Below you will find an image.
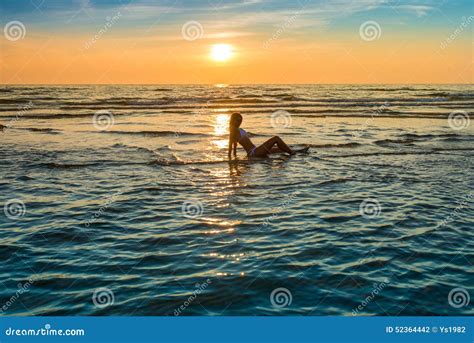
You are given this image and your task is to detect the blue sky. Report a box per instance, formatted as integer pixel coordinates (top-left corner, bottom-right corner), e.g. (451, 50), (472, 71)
(1, 0), (471, 35)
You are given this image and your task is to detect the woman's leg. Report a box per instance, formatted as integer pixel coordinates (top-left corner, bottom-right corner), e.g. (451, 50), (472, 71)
(253, 136), (294, 157)
(269, 147), (286, 153)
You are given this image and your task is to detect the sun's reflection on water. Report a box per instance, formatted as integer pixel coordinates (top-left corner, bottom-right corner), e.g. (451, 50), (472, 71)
(214, 113), (229, 136)
(211, 113), (230, 149)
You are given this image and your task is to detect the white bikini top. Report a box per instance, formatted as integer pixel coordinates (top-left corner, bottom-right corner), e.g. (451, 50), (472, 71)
(238, 128), (248, 142)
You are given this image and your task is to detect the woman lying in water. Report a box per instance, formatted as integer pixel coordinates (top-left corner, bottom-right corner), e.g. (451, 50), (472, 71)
(228, 112), (300, 159)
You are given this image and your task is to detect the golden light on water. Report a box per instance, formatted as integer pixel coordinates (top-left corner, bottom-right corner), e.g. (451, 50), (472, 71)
(212, 113), (229, 149)
(210, 44), (233, 62)
(214, 113), (229, 136)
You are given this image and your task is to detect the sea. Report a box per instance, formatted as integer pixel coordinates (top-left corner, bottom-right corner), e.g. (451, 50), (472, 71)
(0, 84), (472, 315)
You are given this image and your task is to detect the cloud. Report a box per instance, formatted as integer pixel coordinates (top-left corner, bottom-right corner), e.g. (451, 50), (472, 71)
(205, 31), (256, 39)
(395, 5), (434, 17)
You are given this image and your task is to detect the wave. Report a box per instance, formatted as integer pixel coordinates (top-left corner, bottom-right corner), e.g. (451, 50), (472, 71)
(237, 94), (264, 99)
(211, 98), (279, 104)
(0, 113), (130, 120)
(374, 138), (416, 146)
(418, 91), (473, 99)
(7, 93), (473, 108)
(263, 87), (291, 91)
(40, 162), (102, 169)
(318, 177), (352, 186)
(102, 130), (202, 137)
(366, 87), (420, 91)
(0, 108), (468, 121)
(39, 160), (151, 169)
(398, 133), (474, 141)
(323, 148), (473, 159)
(0, 97), (58, 104)
(19, 127), (61, 134)
(309, 142), (361, 149)
(148, 158), (260, 167)
(100, 130), (270, 138)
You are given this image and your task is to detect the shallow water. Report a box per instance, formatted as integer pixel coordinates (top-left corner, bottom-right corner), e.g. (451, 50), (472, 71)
(0, 85), (473, 315)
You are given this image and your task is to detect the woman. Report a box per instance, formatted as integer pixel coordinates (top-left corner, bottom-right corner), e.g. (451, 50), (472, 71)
(228, 112), (296, 159)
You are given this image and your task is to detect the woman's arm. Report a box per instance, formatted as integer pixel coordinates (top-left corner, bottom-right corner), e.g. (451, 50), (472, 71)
(228, 135), (233, 159)
(233, 142), (237, 157)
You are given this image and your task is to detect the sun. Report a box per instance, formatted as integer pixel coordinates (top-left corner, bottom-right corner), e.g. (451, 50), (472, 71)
(210, 44), (233, 62)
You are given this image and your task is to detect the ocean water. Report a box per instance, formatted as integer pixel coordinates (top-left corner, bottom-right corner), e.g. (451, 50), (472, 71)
(0, 84), (473, 316)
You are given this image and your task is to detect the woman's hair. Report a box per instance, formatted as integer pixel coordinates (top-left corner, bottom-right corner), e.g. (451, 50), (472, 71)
(229, 112), (242, 142)
(229, 112), (242, 128)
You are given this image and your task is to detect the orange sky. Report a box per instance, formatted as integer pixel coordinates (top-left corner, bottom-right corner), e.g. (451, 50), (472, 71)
(1, 1), (472, 84)
(2, 34), (471, 84)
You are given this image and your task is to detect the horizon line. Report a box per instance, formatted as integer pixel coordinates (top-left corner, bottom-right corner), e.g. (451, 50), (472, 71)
(1, 83), (472, 86)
